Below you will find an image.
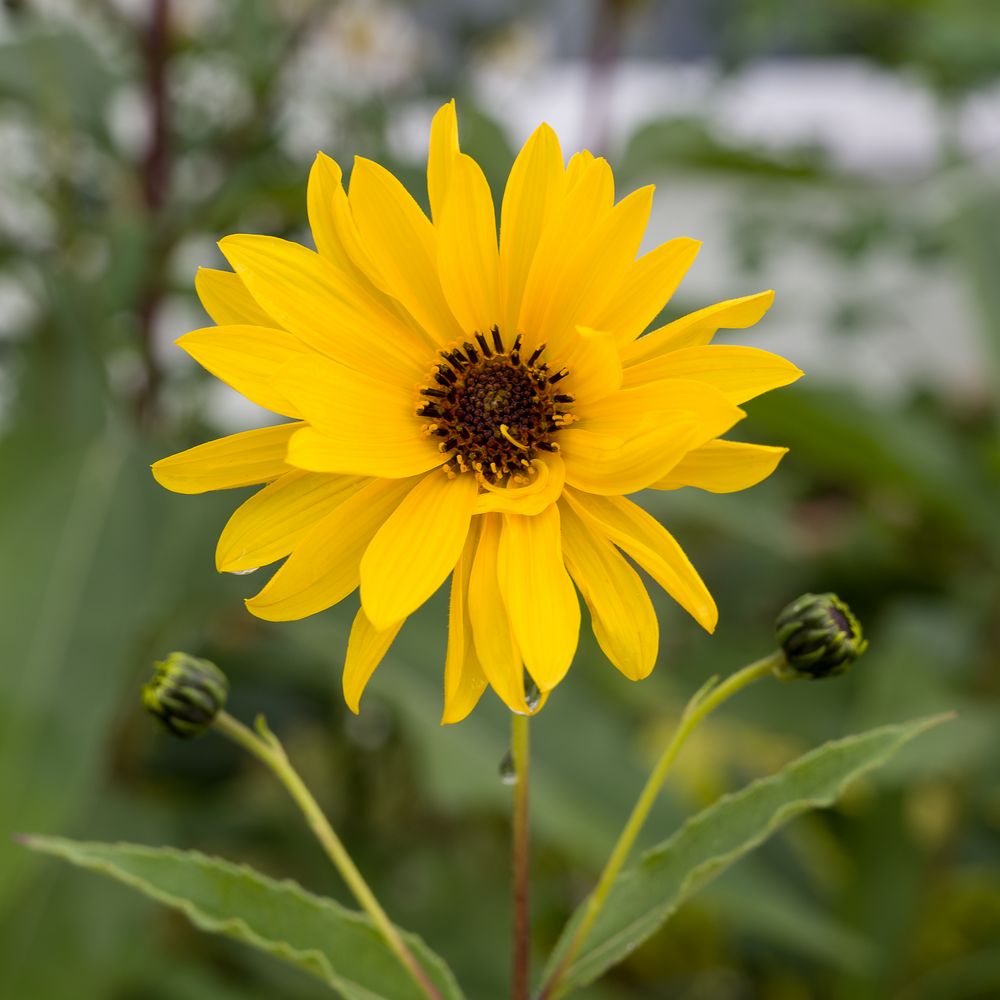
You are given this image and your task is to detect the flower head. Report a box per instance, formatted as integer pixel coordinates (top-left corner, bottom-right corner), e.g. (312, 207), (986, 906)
(152, 101), (802, 722)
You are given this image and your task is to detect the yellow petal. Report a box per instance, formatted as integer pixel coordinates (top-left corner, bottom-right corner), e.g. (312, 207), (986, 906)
(565, 149), (594, 186)
(360, 471), (478, 629)
(538, 186), (655, 356)
(559, 498), (658, 680)
(270, 352), (398, 427)
(215, 470), (367, 573)
(343, 607), (405, 713)
(623, 290), (775, 366)
(467, 513), (532, 714)
(176, 324), (308, 418)
(566, 151), (614, 207)
(273, 355), (442, 478)
(591, 237), (701, 347)
(194, 267), (274, 327)
(567, 379), (747, 490)
(308, 152), (393, 295)
(349, 156), (463, 345)
(246, 476), (416, 621)
(427, 99), (459, 224)
(437, 153), (500, 335)
(652, 439), (788, 493)
(576, 379), (746, 444)
(517, 153), (615, 357)
(475, 455), (565, 516)
(285, 425), (443, 480)
(561, 326), (622, 403)
(564, 488), (717, 633)
(308, 152), (360, 273)
(151, 423), (300, 495)
(442, 519), (489, 724)
(559, 417), (701, 496)
(624, 345), (803, 403)
(498, 504), (580, 691)
(220, 234), (429, 381)
(499, 122), (564, 336)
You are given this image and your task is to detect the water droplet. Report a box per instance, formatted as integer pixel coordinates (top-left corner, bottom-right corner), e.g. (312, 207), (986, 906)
(499, 749), (517, 785)
(227, 567), (260, 576)
(523, 672), (541, 712)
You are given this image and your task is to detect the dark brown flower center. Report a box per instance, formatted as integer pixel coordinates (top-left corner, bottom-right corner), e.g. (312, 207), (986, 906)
(417, 327), (574, 484)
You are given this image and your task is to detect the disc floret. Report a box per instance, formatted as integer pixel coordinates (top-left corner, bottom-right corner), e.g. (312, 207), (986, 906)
(417, 327), (574, 484)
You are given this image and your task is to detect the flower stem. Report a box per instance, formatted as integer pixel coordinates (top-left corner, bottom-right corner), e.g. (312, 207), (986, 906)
(511, 711), (532, 1000)
(212, 711), (444, 1000)
(536, 651), (784, 1000)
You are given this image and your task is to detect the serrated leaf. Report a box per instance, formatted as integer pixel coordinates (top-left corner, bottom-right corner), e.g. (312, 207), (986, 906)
(542, 714), (952, 995)
(21, 838), (464, 1000)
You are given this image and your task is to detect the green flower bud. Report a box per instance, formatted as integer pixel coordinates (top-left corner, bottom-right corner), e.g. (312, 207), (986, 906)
(775, 593), (867, 680)
(142, 652), (228, 738)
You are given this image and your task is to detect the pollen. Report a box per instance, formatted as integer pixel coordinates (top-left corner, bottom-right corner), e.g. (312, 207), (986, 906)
(417, 327), (575, 484)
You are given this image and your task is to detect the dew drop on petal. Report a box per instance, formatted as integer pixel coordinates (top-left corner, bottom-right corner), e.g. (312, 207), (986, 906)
(524, 673), (541, 712)
(227, 567), (260, 576)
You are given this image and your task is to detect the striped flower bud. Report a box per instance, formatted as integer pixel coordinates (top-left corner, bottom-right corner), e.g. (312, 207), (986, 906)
(775, 593), (867, 680)
(142, 652), (228, 738)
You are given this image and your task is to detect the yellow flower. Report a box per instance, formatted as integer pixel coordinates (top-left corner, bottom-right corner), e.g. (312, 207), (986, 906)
(152, 101), (802, 723)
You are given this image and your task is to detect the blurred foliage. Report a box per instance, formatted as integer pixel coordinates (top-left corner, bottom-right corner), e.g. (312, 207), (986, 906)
(0, 1), (998, 999)
(717, 0), (1000, 95)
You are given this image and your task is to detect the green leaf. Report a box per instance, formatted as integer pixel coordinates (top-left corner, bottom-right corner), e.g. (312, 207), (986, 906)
(21, 837), (464, 1000)
(619, 116), (828, 183)
(542, 714), (952, 995)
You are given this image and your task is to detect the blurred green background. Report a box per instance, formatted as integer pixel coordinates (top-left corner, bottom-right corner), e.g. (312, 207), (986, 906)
(1, 0), (999, 997)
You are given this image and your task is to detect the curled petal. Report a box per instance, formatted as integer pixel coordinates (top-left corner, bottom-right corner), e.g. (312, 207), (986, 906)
(474, 456), (566, 516)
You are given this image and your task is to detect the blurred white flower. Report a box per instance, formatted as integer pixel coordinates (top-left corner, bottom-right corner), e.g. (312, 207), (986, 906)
(171, 52), (255, 136)
(106, 84), (150, 160)
(277, 0), (426, 157)
(315, 0), (425, 97)
(475, 19), (554, 82)
(0, 117), (54, 250)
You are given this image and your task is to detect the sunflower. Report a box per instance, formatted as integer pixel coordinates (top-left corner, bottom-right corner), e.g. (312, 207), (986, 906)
(152, 101), (801, 723)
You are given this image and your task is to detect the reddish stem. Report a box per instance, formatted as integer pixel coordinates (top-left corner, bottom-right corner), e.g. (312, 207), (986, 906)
(135, 0), (170, 422)
(511, 714), (531, 1000)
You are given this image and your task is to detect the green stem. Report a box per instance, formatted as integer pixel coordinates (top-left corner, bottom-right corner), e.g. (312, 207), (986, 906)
(213, 711), (444, 1000)
(511, 712), (532, 1000)
(536, 651), (784, 1000)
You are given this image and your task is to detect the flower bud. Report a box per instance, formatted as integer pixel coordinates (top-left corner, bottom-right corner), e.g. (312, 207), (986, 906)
(775, 593), (867, 680)
(142, 652), (228, 738)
